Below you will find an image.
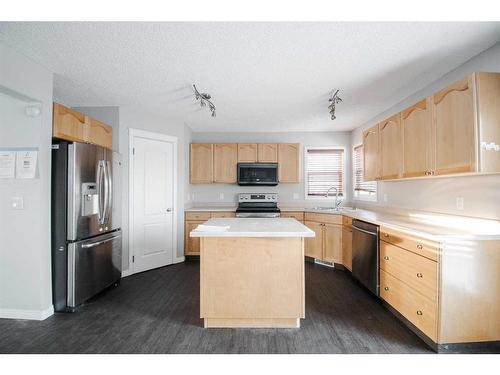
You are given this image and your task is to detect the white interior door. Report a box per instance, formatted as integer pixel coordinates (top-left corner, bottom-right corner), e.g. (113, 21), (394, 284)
(131, 133), (176, 273)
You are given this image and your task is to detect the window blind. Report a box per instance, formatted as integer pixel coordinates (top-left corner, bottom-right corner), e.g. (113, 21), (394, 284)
(353, 145), (377, 195)
(306, 148), (344, 197)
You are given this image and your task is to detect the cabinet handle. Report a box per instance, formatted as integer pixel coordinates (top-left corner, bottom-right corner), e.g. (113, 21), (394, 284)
(383, 256), (389, 260)
(416, 310), (423, 316)
(416, 244), (423, 250)
(384, 287), (389, 291)
(383, 233), (389, 237)
(416, 273), (423, 278)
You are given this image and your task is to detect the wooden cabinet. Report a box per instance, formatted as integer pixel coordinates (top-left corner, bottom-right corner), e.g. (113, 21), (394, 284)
(402, 98), (433, 178)
(433, 75), (476, 175)
(53, 103), (113, 149)
(184, 220), (203, 256)
(323, 223), (342, 264)
(342, 226), (352, 271)
(237, 143), (257, 162)
(258, 143), (278, 162)
(379, 114), (402, 180)
(211, 211), (236, 218)
(278, 143), (300, 183)
(214, 144), (238, 183)
(281, 211), (304, 222)
(190, 144), (214, 184)
(362, 124), (380, 181)
(304, 221), (323, 259)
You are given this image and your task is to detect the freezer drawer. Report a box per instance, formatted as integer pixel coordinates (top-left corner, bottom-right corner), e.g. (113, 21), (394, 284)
(67, 230), (122, 308)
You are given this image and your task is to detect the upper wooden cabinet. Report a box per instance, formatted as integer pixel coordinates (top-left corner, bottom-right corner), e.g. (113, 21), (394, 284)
(379, 114), (402, 180)
(433, 75), (476, 175)
(402, 98), (433, 178)
(214, 144), (238, 183)
(363, 124), (380, 181)
(190, 143), (214, 184)
(53, 103), (113, 149)
(278, 143), (300, 183)
(237, 143), (257, 162)
(258, 143), (278, 162)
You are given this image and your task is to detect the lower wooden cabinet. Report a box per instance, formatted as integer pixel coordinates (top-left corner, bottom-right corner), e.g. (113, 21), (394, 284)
(342, 227), (352, 271)
(281, 211), (304, 222)
(304, 221), (324, 259)
(184, 220), (203, 256)
(304, 219), (342, 264)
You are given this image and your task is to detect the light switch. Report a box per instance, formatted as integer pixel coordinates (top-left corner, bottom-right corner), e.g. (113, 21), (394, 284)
(383, 194), (388, 203)
(219, 193), (224, 200)
(11, 197), (24, 210)
(293, 193), (299, 200)
(456, 197), (464, 210)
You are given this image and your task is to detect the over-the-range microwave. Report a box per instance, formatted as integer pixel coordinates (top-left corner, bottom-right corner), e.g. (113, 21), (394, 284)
(237, 163), (279, 186)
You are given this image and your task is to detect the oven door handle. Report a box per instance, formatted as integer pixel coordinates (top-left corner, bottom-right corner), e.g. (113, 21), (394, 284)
(352, 225), (378, 236)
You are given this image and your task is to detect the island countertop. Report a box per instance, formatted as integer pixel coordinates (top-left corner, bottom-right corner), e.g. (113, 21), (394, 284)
(190, 218), (315, 238)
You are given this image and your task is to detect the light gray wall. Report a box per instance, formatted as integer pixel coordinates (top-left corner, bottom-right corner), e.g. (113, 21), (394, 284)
(190, 131), (352, 205)
(0, 42), (54, 319)
(119, 108), (189, 272)
(72, 106), (120, 151)
(351, 42), (500, 220)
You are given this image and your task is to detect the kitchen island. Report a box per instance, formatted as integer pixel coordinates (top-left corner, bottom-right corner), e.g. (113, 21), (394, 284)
(190, 218), (315, 328)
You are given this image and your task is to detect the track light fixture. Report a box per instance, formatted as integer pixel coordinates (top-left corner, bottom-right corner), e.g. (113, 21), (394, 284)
(193, 84), (216, 117)
(328, 89), (342, 120)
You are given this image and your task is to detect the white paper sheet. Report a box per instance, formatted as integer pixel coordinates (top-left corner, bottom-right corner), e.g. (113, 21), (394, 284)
(16, 151), (38, 179)
(0, 151), (16, 178)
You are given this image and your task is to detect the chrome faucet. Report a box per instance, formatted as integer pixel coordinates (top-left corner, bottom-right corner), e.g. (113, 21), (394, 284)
(325, 186), (342, 210)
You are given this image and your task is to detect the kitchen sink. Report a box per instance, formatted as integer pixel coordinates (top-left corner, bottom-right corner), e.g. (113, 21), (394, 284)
(310, 206), (357, 212)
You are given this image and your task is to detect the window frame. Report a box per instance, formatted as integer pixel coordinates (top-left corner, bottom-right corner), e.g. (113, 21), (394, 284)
(352, 144), (378, 202)
(303, 146), (346, 201)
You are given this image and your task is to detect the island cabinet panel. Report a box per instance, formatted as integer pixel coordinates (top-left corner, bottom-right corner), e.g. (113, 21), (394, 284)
(402, 98), (433, 178)
(363, 124), (380, 181)
(258, 143), (278, 162)
(342, 226), (352, 271)
(323, 224), (342, 264)
(278, 143), (300, 183)
(190, 144), (214, 184)
(304, 221), (323, 259)
(433, 75), (476, 175)
(53, 103), (89, 142)
(88, 118), (113, 149)
(200, 237), (304, 328)
(214, 143), (238, 183)
(379, 114), (402, 180)
(237, 143), (258, 162)
(184, 221), (203, 256)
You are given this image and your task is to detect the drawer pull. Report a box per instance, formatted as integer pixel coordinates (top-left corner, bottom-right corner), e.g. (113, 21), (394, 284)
(384, 287), (389, 291)
(416, 273), (423, 278)
(383, 233), (389, 237)
(416, 244), (423, 250)
(383, 256), (389, 260)
(416, 310), (423, 316)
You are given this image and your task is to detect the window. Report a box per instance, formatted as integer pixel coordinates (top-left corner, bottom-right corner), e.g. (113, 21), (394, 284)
(353, 145), (377, 200)
(305, 147), (344, 199)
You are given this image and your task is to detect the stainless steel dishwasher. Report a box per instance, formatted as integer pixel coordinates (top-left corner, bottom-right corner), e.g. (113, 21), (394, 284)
(352, 219), (379, 296)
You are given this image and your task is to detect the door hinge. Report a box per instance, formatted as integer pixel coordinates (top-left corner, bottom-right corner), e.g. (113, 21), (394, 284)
(132, 256), (135, 263)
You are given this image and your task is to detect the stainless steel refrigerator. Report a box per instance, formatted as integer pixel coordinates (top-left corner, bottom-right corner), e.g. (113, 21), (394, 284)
(51, 141), (122, 312)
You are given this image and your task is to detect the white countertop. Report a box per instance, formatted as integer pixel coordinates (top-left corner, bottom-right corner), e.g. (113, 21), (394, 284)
(189, 218), (316, 238)
(185, 204), (500, 241)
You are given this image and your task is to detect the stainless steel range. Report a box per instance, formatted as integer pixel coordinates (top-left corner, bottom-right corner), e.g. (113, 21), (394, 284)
(235, 193), (280, 218)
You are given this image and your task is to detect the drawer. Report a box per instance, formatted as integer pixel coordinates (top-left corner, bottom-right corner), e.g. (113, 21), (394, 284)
(380, 269), (437, 341)
(304, 212), (342, 225)
(281, 211), (304, 221)
(342, 215), (352, 227)
(380, 226), (440, 261)
(211, 211), (236, 218)
(185, 211), (211, 221)
(380, 242), (438, 301)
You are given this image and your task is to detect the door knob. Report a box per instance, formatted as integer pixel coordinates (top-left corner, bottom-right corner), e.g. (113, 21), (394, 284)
(166, 208), (172, 212)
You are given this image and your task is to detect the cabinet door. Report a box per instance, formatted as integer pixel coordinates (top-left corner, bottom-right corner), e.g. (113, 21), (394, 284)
(433, 75), (476, 175)
(258, 143), (278, 162)
(190, 144), (214, 184)
(379, 114), (402, 180)
(402, 98), (433, 178)
(304, 221), (323, 259)
(184, 221), (203, 256)
(53, 103), (89, 142)
(278, 143), (300, 183)
(342, 228), (352, 271)
(237, 143), (257, 162)
(88, 118), (113, 149)
(214, 143), (238, 183)
(363, 125), (380, 181)
(324, 224), (342, 264)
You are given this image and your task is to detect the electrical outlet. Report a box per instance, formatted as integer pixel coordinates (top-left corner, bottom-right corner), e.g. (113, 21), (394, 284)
(383, 194), (388, 203)
(219, 193), (224, 200)
(456, 197), (464, 210)
(293, 193), (299, 200)
(11, 197), (24, 210)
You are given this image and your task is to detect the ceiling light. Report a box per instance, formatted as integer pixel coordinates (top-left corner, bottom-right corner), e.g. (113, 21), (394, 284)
(328, 89), (342, 120)
(193, 84), (216, 118)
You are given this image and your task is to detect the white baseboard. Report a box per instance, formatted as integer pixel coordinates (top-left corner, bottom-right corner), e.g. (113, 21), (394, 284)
(0, 306), (54, 321)
(121, 269), (133, 278)
(174, 256), (185, 264)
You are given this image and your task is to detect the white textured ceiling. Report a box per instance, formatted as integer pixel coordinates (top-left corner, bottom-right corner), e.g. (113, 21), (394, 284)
(1, 22), (500, 132)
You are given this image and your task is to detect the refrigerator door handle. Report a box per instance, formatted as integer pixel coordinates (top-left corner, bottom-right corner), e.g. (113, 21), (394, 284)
(96, 160), (105, 225)
(81, 235), (121, 248)
(104, 160), (112, 224)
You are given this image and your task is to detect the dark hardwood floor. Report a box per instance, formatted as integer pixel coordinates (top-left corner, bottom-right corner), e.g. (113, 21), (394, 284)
(0, 261), (433, 354)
